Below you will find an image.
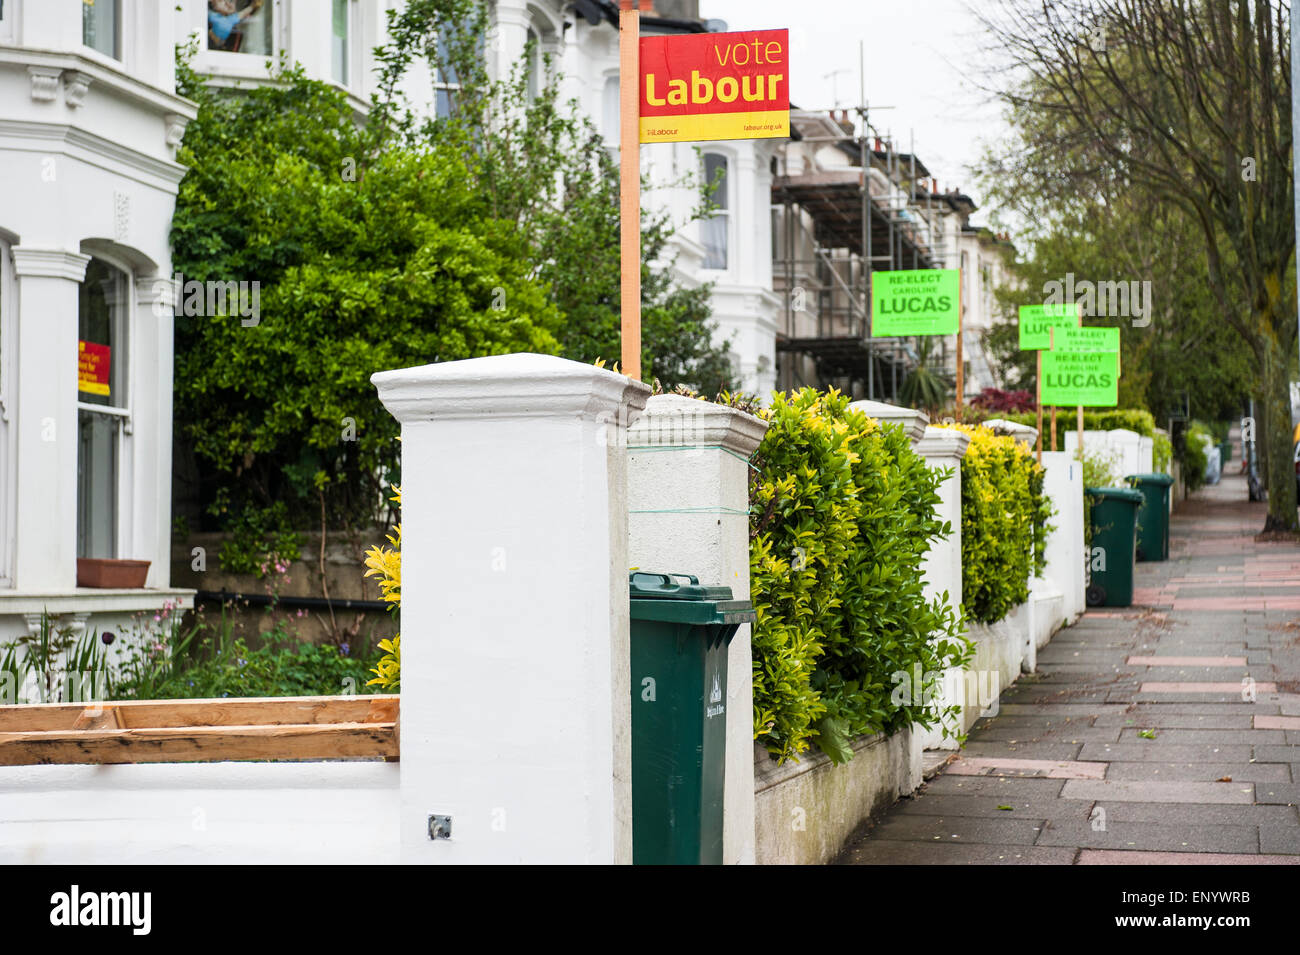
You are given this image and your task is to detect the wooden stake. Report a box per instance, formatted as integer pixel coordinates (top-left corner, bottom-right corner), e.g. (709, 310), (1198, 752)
(1051, 406), (1057, 452)
(619, 3), (641, 380)
(954, 268), (963, 412)
(1035, 349), (1043, 463)
(1078, 404), (1084, 459)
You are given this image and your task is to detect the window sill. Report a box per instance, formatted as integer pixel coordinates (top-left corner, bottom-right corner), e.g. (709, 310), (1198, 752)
(0, 588), (195, 617)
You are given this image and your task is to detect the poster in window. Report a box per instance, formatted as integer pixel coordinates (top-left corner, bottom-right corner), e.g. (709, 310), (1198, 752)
(78, 340), (111, 397)
(207, 0), (271, 54)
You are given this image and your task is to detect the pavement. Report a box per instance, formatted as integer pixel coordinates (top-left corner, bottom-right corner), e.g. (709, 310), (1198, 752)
(840, 469), (1300, 865)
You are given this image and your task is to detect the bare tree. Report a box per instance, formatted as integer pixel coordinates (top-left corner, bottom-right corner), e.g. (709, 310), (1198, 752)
(980, 0), (1297, 532)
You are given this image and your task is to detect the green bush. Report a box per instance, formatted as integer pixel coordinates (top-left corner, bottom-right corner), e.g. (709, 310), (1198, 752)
(113, 621), (381, 700)
(1153, 432), (1172, 473)
(1183, 422), (1213, 493)
(749, 390), (968, 763)
(999, 409), (1158, 449)
(941, 425), (1052, 624)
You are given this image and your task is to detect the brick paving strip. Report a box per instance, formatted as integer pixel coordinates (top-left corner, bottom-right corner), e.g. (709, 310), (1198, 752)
(841, 471), (1300, 865)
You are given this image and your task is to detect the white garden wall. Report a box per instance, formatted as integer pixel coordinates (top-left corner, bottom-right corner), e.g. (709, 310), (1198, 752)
(753, 729), (919, 865)
(0, 762), (397, 864)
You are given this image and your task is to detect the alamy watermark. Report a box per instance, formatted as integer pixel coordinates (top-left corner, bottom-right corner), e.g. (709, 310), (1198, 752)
(153, 272), (261, 326)
(1043, 273), (1151, 327)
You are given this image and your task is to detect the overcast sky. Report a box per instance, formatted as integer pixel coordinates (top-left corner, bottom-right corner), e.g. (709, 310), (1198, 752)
(702, 0), (1009, 221)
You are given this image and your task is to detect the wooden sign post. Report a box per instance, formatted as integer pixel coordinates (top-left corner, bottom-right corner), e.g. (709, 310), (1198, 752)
(619, 1), (641, 380)
(1018, 303), (1079, 463)
(620, 11), (790, 383)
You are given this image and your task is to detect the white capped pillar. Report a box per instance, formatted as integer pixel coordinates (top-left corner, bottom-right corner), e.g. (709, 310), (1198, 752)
(913, 425), (970, 752)
(626, 393), (768, 865)
(373, 354), (649, 864)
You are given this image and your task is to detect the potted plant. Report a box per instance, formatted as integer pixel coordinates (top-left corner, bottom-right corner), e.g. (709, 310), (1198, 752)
(76, 558), (151, 589)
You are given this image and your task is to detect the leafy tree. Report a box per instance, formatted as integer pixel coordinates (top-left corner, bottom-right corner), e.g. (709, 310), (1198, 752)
(977, 0), (1297, 532)
(171, 56), (560, 553)
(371, 0), (737, 393)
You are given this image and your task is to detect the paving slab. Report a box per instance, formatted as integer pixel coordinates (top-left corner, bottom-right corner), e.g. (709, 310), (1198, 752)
(843, 475), (1300, 865)
(838, 840), (1078, 865)
(1058, 780), (1256, 804)
(1077, 849), (1300, 865)
(1034, 819), (1259, 853)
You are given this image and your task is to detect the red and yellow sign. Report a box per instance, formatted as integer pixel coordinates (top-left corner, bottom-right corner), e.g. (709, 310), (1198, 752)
(78, 340), (111, 397)
(639, 29), (790, 144)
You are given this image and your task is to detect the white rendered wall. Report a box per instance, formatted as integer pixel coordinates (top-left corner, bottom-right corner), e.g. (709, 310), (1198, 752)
(1041, 451), (1086, 625)
(0, 762), (398, 864)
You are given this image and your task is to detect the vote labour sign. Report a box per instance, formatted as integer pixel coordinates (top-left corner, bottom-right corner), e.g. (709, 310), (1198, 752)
(639, 29), (790, 143)
(871, 269), (960, 337)
(1018, 303), (1080, 350)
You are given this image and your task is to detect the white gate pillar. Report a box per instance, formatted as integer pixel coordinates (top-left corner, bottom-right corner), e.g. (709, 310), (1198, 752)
(626, 394), (768, 865)
(374, 354), (650, 864)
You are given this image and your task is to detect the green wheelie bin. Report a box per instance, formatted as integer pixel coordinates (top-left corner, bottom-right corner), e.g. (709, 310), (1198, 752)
(628, 571), (756, 865)
(1124, 472), (1174, 562)
(1085, 486), (1144, 607)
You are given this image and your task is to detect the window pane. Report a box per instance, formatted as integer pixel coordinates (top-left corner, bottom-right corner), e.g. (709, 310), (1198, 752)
(82, 0), (118, 58)
(526, 29), (540, 101)
(78, 260), (128, 408)
(602, 76), (619, 142)
(705, 153), (729, 210)
(703, 154), (729, 269)
(332, 0), (349, 85)
(78, 411), (118, 560)
(208, 0), (273, 55)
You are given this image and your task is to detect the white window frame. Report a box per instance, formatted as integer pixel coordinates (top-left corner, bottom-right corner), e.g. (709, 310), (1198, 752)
(701, 150), (733, 274)
(330, 0), (359, 90)
(0, 0), (15, 44)
(80, 0), (123, 63)
(76, 253), (135, 563)
(194, 0), (289, 81)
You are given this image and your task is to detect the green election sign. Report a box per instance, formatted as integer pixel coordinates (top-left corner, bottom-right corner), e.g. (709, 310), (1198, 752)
(871, 269), (960, 337)
(1041, 349), (1119, 406)
(1018, 303), (1079, 350)
(1051, 325), (1120, 353)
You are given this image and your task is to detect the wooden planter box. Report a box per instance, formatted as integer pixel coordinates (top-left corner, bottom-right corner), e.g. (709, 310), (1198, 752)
(76, 558), (151, 589)
(0, 694), (399, 765)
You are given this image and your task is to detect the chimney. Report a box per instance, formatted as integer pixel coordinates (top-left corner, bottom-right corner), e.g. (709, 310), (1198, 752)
(873, 137), (881, 151)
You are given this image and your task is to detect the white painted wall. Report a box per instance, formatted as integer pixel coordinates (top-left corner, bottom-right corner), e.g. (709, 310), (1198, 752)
(1065, 428), (1148, 481)
(1041, 451), (1086, 625)
(0, 762), (397, 864)
(0, 0), (197, 641)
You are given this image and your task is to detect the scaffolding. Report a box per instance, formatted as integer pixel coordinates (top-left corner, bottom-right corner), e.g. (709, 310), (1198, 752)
(773, 116), (954, 400)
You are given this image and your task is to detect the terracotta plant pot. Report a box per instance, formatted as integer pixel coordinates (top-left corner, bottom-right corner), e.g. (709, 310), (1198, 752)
(76, 558), (151, 589)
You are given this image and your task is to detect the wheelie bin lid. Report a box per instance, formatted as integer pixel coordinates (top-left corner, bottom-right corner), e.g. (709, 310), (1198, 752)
(1085, 486), (1145, 503)
(1124, 473), (1174, 487)
(629, 572), (756, 625)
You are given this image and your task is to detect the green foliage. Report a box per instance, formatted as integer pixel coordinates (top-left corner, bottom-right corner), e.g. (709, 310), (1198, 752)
(172, 57), (560, 550)
(1183, 422), (1213, 494)
(114, 622), (380, 700)
(749, 390), (969, 763)
(943, 426), (1052, 624)
(997, 409), (1159, 448)
(897, 338), (952, 415)
(1153, 432), (1172, 473)
(373, 0), (736, 394)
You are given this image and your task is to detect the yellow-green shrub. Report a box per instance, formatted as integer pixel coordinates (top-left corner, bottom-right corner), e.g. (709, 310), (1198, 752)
(750, 390), (969, 763)
(940, 425), (1052, 624)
